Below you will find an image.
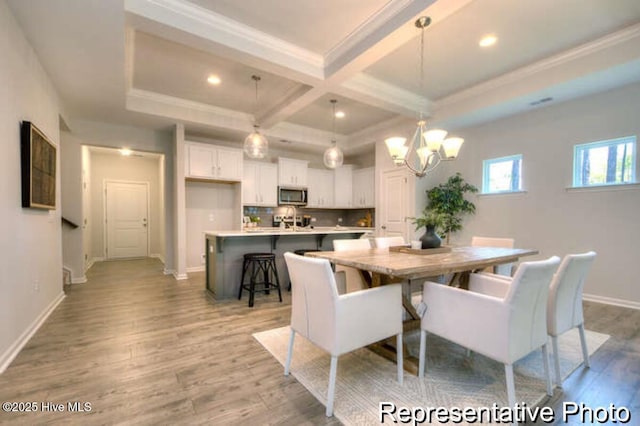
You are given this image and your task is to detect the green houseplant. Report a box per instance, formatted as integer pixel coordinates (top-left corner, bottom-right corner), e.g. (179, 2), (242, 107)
(425, 172), (478, 244)
(411, 208), (446, 249)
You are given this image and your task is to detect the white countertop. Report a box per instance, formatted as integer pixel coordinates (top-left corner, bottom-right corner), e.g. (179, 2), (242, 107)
(206, 227), (374, 237)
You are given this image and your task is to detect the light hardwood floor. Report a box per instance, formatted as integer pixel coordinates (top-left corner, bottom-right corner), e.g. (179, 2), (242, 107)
(0, 258), (638, 425)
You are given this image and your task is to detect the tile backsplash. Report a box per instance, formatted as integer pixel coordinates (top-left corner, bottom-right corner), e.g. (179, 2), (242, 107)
(243, 206), (374, 228)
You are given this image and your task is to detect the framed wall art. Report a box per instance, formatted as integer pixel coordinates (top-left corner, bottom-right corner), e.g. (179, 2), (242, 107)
(21, 121), (56, 209)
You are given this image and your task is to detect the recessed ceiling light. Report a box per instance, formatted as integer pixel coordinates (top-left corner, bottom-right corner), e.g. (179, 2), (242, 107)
(207, 74), (221, 85)
(120, 148), (132, 156)
(335, 111), (345, 118)
(479, 34), (497, 48)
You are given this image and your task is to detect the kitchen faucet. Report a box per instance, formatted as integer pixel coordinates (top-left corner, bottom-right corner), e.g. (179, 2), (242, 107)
(285, 206), (297, 231)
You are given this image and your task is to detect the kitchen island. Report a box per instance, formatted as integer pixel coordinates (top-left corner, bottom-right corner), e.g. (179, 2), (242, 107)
(205, 227), (373, 299)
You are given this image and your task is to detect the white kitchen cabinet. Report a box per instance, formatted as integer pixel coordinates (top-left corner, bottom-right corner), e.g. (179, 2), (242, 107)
(307, 168), (334, 207)
(185, 142), (243, 181)
(243, 161), (278, 206)
(278, 157), (308, 187)
(352, 167), (375, 208)
(333, 165), (353, 208)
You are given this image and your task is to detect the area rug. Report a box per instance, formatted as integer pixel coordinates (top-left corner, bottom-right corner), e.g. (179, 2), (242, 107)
(253, 326), (609, 425)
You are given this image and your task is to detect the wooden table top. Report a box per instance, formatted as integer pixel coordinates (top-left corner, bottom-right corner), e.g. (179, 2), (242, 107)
(306, 246), (539, 279)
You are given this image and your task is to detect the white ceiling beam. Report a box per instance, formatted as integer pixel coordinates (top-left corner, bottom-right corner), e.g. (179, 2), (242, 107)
(125, 0), (324, 83)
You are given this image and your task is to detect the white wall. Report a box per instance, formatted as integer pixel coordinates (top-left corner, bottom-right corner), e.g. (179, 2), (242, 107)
(435, 82), (640, 306)
(89, 151), (163, 259)
(60, 131), (84, 281)
(185, 181), (239, 270)
(0, 0), (64, 371)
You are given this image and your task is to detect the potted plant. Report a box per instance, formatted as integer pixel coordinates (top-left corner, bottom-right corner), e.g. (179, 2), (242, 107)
(425, 172), (478, 244)
(411, 208), (446, 249)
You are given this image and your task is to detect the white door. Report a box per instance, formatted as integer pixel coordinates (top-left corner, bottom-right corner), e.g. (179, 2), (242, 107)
(106, 182), (149, 259)
(380, 169), (409, 238)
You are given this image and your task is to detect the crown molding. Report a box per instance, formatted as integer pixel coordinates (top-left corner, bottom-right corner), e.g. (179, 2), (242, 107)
(343, 72), (429, 114)
(125, 0), (324, 79)
(438, 22), (640, 108)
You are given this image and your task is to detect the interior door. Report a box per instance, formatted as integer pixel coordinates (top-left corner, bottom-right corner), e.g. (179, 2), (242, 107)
(106, 181), (149, 259)
(380, 169), (409, 238)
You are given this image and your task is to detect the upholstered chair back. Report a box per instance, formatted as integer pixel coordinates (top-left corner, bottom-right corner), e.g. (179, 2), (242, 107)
(285, 253), (339, 353)
(332, 238), (371, 292)
(547, 251), (597, 337)
(471, 236), (515, 276)
(373, 236), (406, 249)
(333, 238), (371, 251)
(471, 236), (515, 248)
(504, 256), (560, 361)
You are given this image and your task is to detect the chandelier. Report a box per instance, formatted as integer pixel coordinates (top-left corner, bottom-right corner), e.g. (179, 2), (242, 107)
(244, 75), (269, 159)
(323, 99), (344, 169)
(384, 16), (464, 178)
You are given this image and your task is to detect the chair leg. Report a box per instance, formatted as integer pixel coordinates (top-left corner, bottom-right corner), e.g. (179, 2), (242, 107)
(504, 363), (516, 408)
(326, 355), (338, 417)
(238, 258), (248, 300)
(551, 335), (562, 386)
(578, 323), (590, 368)
(396, 333), (403, 385)
(542, 343), (553, 396)
(418, 330), (426, 378)
(285, 329), (295, 376)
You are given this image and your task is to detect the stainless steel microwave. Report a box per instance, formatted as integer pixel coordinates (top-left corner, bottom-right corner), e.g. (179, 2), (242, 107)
(278, 186), (308, 206)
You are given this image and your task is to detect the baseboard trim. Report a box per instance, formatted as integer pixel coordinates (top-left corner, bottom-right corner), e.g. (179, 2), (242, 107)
(163, 268), (174, 275)
(583, 293), (640, 310)
(173, 272), (188, 280)
(186, 266), (205, 273)
(0, 291), (66, 374)
(71, 276), (87, 284)
(150, 253), (166, 264)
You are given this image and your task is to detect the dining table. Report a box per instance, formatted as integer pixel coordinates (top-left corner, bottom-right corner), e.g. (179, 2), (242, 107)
(306, 245), (539, 374)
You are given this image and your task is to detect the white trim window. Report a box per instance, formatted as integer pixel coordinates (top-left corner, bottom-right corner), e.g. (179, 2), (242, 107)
(572, 136), (636, 187)
(482, 154), (523, 194)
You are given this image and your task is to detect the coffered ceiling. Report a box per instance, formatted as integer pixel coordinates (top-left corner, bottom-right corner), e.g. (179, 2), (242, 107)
(8, 0), (640, 156)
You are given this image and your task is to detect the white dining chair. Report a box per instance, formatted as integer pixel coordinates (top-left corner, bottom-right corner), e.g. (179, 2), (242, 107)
(418, 256), (560, 413)
(547, 251), (597, 386)
(471, 236), (516, 276)
(284, 252), (403, 417)
(373, 236), (406, 249)
(332, 238), (371, 293)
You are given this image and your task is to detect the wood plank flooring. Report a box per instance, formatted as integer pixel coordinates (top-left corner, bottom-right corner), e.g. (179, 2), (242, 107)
(0, 258), (638, 425)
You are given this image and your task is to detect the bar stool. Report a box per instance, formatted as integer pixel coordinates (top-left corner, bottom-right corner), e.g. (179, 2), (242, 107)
(238, 253), (282, 307)
(287, 249), (321, 291)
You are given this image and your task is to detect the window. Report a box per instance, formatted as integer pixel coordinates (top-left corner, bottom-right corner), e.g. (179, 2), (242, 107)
(573, 136), (636, 187)
(482, 154), (523, 194)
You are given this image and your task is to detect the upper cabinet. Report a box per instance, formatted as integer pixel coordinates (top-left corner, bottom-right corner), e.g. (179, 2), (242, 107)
(185, 142), (243, 182)
(333, 165), (354, 208)
(352, 167), (375, 208)
(278, 157), (308, 188)
(307, 168), (334, 208)
(243, 161), (278, 207)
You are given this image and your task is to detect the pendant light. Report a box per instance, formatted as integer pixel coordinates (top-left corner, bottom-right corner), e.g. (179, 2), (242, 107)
(384, 16), (464, 177)
(323, 99), (344, 169)
(244, 75), (269, 159)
